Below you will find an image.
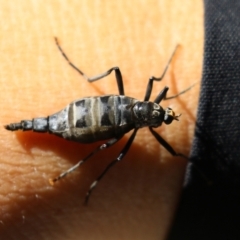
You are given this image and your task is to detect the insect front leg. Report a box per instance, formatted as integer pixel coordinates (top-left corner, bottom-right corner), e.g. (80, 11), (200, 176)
(153, 82), (198, 103)
(149, 127), (188, 159)
(153, 87), (169, 104)
(55, 37), (124, 95)
(85, 128), (139, 205)
(143, 46), (178, 101)
(163, 82), (198, 100)
(49, 137), (123, 185)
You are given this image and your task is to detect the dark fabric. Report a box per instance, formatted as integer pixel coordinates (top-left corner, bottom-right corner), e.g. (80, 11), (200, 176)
(168, 1), (240, 239)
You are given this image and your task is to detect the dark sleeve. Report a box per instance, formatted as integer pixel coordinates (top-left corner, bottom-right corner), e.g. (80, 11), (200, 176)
(168, 1), (240, 239)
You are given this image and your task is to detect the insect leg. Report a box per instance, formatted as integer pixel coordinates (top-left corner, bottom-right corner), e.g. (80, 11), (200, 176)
(153, 87), (169, 104)
(85, 128), (139, 205)
(55, 37), (124, 95)
(49, 137), (123, 185)
(163, 82), (198, 100)
(153, 82), (198, 103)
(149, 127), (188, 159)
(143, 46), (178, 101)
(153, 83), (199, 105)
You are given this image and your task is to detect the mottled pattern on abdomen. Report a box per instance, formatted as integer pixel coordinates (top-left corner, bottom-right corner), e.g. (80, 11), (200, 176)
(63, 95), (138, 143)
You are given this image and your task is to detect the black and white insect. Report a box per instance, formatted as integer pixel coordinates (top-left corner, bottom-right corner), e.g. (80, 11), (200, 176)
(5, 38), (193, 204)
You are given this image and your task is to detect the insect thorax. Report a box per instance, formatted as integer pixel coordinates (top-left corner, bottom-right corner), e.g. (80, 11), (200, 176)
(132, 102), (165, 128)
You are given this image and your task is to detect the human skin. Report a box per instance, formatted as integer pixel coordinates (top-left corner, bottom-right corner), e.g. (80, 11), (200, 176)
(0, 1), (203, 239)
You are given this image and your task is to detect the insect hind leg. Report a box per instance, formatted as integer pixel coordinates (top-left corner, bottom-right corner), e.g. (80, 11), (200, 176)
(55, 37), (124, 95)
(49, 137), (122, 185)
(85, 128), (138, 205)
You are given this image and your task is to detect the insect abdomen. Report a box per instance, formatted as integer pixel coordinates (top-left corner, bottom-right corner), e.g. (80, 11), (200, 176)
(63, 95), (138, 143)
(5, 95), (138, 143)
(5, 107), (69, 133)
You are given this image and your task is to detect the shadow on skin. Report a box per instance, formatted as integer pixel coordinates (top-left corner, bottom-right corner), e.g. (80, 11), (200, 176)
(1, 125), (187, 239)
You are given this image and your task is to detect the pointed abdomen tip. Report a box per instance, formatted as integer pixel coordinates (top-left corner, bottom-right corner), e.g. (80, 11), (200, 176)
(4, 125), (11, 130)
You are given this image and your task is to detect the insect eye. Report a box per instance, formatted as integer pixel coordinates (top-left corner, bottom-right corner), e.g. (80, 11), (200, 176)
(164, 115), (174, 124)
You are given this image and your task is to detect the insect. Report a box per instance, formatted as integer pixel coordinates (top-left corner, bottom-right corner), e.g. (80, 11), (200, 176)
(5, 38), (194, 204)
